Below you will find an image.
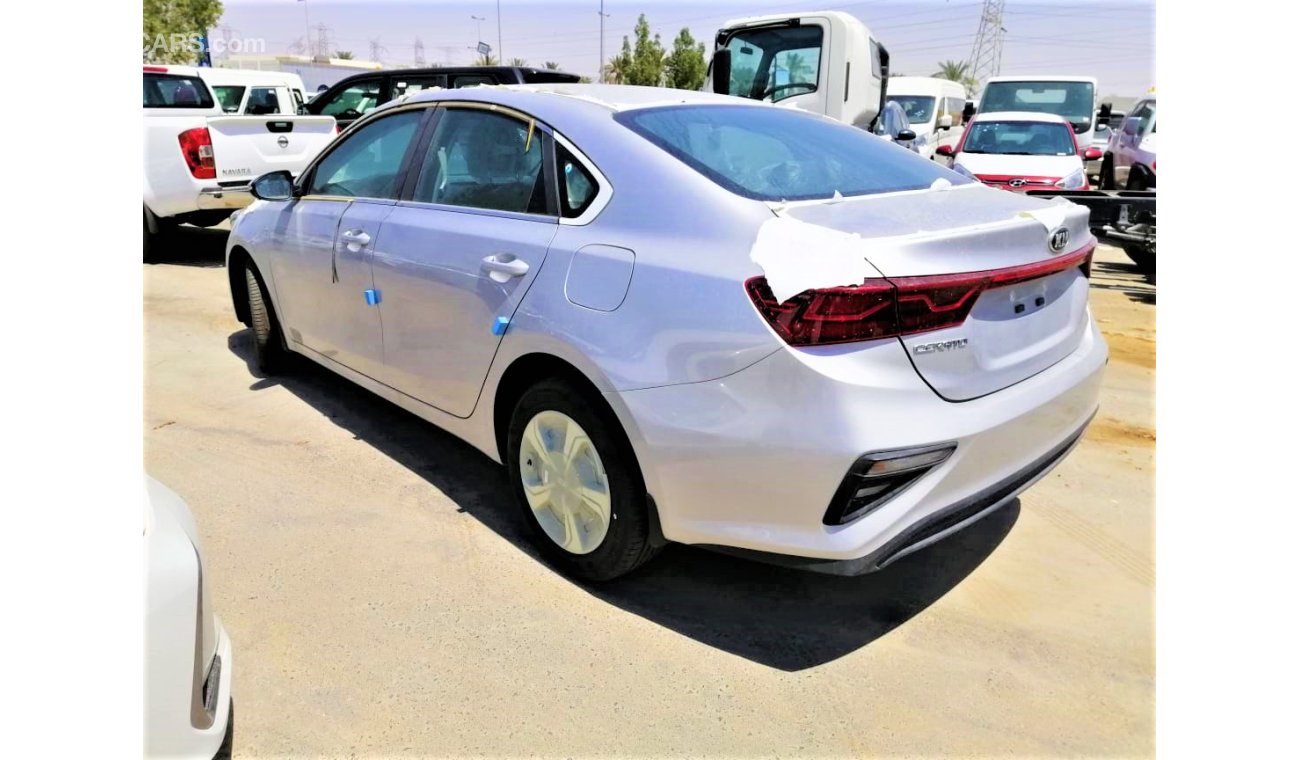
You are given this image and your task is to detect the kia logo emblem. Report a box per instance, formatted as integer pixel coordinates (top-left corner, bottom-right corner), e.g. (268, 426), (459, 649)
(277, 136), (289, 148)
(1008, 178), (1027, 188)
(1049, 227), (1070, 253)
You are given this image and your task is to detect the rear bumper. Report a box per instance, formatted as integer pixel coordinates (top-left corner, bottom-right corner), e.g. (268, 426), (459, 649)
(196, 184), (253, 210)
(610, 312), (1107, 566)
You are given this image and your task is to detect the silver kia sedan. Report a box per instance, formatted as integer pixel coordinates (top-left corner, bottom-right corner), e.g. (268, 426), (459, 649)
(227, 84), (1106, 581)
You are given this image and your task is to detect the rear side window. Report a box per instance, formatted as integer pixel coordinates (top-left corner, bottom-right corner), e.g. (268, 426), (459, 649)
(307, 109), (423, 199)
(617, 105), (968, 202)
(143, 73), (215, 109)
(450, 75), (495, 89)
(211, 85), (245, 113)
(556, 144), (598, 218)
(319, 80), (381, 117)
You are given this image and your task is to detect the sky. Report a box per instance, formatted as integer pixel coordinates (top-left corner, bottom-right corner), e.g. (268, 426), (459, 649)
(215, 0), (1155, 99)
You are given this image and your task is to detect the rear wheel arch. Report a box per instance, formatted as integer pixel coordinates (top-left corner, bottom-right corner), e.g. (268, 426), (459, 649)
(492, 354), (624, 465)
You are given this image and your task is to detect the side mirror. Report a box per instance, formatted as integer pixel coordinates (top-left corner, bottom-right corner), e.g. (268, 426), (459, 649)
(1122, 116), (1141, 135)
(896, 129), (917, 142)
(935, 144), (955, 157)
(1099, 102), (1113, 120)
(710, 49), (732, 95)
(962, 103), (976, 121)
(250, 170), (296, 201)
(937, 114), (953, 129)
(1083, 147), (1103, 160)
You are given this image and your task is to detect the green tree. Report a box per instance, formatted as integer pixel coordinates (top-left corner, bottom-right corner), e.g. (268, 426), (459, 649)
(623, 14), (665, 86)
(143, 0), (225, 64)
(663, 27), (706, 90)
(509, 57), (528, 67)
(578, 75), (594, 83)
(933, 59), (976, 93)
(474, 53), (499, 66)
(334, 50), (354, 60)
(544, 61), (561, 70)
(603, 38), (632, 84)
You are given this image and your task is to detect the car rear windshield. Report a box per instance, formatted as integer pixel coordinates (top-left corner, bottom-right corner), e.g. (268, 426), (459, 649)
(143, 73), (216, 109)
(615, 105), (968, 201)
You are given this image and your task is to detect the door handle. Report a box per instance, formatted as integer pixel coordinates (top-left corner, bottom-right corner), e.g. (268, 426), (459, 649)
(340, 229), (371, 246)
(481, 253), (529, 282)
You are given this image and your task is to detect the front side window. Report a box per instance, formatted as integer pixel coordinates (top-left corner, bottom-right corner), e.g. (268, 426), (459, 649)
(143, 73), (216, 109)
(246, 87), (281, 115)
(412, 108), (549, 214)
(980, 81), (1095, 133)
(890, 95), (936, 124)
(724, 24), (822, 103)
(319, 80), (382, 118)
(962, 121), (1076, 156)
(307, 109), (423, 199)
(211, 85), (245, 113)
(618, 105), (968, 201)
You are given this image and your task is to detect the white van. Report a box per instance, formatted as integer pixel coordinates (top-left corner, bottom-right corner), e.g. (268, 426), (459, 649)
(978, 75), (1100, 148)
(198, 69), (308, 116)
(884, 76), (967, 159)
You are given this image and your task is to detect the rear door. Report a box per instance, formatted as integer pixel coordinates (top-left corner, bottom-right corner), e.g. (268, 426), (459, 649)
(267, 107), (428, 377)
(205, 115), (337, 183)
(371, 105), (559, 417)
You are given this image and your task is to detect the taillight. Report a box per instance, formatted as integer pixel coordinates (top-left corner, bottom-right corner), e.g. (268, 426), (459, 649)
(177, 127), (215, 179)
(143, 65), (168, 72)
(746, 244), (1094, 347)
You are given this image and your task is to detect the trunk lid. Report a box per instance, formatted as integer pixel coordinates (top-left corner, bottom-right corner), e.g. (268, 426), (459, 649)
(782, 185), (1094, 401)
(206, 114), (337, 184)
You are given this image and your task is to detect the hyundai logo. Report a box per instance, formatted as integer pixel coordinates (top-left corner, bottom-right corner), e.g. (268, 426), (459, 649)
(1049, 227), (1070, 253)
(1008, 178), (1027, 188)
(277, 136), (289, 148)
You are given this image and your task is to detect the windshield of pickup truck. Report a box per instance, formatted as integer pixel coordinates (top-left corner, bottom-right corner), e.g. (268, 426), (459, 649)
(617, 105), (969, 201)
(890, 95), (936, 124)
(980, 81), (1095, 131)
(143, 73), (216, 109)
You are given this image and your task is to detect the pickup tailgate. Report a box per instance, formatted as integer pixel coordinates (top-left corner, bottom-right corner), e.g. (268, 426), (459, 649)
(206, 115), (336, 183)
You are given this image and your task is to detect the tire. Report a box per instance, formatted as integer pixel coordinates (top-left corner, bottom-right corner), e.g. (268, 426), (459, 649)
(243, 265), (288, 374)
(143, 210), (156, 263)
(506, 379), (659, 581)
(1124, 245), (1156, 275)
(1099, 153), (1116, 190)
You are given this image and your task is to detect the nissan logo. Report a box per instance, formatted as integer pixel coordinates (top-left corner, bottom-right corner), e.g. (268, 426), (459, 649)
(1008, 178), (1027, 188)
(277, 136), (289, 148)
(1049, 227), (1070, 253)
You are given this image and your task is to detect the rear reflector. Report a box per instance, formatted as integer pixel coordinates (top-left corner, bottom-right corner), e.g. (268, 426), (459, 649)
(746, 244), (1094, 346)
(177, 127), (216, 180)
(825, 443), (957, 525)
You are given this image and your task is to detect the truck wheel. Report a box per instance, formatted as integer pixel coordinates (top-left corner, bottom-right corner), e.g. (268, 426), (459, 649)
(244, 265), (288, 374)
(1124, 245), (1155, 275)
(1099, 154), (1116, 190)
(506, 379), (660, 581)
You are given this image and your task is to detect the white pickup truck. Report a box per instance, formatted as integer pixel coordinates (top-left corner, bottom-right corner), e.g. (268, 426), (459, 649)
(143, 65), (336, 258)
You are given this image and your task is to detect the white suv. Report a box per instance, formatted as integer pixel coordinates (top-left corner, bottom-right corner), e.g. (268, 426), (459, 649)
(1101, 96), (1155, 190)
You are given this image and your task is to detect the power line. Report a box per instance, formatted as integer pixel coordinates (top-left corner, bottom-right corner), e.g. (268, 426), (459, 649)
(969, 0), (1007, 92)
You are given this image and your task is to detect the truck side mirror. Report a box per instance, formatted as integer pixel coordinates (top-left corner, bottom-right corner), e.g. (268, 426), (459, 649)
(1099, 102), (1113, 120)
(962, 102), (976, 121)
(710, 49), (732, 95)
(897, 129), (916, 142)
(1122, 116), (1141, 136)
(937, 114), (953, 129)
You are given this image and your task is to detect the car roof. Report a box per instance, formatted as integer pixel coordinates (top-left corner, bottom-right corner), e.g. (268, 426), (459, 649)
(972, 110), (1071, 124)
(333, 65), (578, 83)
(400, 83), (751, 113)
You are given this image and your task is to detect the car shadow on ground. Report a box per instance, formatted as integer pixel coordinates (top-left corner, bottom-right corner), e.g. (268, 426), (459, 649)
(228, 330), (1019, 671)
(146, 225), (229, 267)
(1091, 260), (1155, 305)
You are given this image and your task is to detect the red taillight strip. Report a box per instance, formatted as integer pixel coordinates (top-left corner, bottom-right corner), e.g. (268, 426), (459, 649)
(143, 65), (169, 72)
(746, 242), (1095, 347)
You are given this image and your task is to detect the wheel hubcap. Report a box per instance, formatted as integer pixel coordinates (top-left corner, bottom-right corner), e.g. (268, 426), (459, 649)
(518, 411), (611, 555)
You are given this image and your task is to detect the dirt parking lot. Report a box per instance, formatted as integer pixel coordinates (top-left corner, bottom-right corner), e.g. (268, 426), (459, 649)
(144, 227), (1154, 757)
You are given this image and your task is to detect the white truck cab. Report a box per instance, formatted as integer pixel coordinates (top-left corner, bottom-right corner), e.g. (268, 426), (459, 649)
(200, 68), (308, 116)
(704, 10), (890, 131)
(978, 76), (1101, 147)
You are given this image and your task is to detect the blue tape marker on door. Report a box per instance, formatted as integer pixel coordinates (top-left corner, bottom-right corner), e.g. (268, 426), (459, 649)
(364, 289), (381, 305)
(492, 316), (510, 336)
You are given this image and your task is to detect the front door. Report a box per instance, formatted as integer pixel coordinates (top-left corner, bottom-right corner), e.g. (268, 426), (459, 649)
(268, 107), (426, 376)
(371, 106), (559, 418)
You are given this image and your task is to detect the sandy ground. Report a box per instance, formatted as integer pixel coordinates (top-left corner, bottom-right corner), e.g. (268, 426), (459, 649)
(144, 228), (1154, 758)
